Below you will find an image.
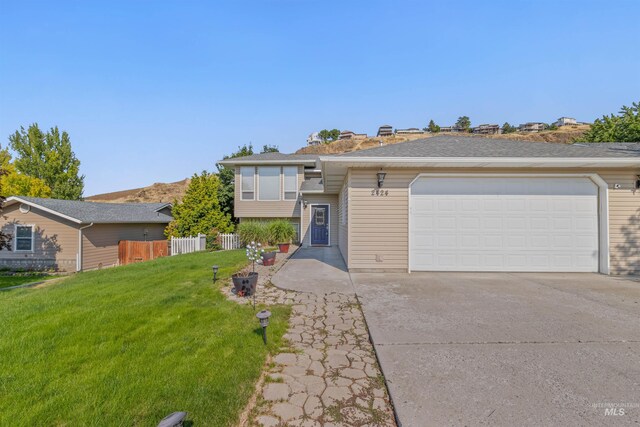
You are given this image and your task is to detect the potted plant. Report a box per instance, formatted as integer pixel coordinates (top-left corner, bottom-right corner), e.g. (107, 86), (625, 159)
(267, 220), (297, 253)
(231, 242), (263, 296)
(261, 250), (277, 266)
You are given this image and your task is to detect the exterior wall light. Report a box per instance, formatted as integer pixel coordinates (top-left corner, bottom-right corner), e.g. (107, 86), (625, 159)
(377, 170), (387, 188)
(636, 175), (640, 189)
(303, 200), (308, 208)
(212, 265), (219, 282)
(256, 310), (272, 344)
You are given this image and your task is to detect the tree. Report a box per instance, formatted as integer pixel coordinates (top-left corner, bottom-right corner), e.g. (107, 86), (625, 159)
(0, 146), (51, 197)
(455, 116), (471, 132)
(165, 171), (233, 238)
(502, 122), (517, 134)
(261, 144), (279, 153)
(427, 120), (440, 133)
(9, 124), (84, 199)
(216, 144), (254, 221)
(578, 102), (640, 142)
(318, 129), (340, 143)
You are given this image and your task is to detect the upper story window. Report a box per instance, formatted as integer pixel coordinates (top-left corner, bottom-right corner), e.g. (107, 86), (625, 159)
(15, 225), (34, 252)
(283, 166), (298, 200)
(240, 167), (255, 200)
(258, 166), (280, 201)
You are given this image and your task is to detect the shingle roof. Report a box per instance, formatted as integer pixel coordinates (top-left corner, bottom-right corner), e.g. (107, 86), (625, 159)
(217, 152), (321, 164)
(300, 178), (324, 192)
(337, 136), (640, 158)
(9, 197), (173, 224)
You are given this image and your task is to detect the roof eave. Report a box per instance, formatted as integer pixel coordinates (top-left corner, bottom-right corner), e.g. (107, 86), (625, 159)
(217, 159), (318, 166)
(4, 196), (83, 224)
(320, 157), (640, 167)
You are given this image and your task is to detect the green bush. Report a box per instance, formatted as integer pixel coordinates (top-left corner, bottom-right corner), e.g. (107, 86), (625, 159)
(267, 220), (297, 244)
(237, 221), (269, 246)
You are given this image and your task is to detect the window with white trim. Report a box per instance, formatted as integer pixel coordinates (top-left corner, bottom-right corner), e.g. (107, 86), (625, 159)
(15, 225), (34, 252)
(258, 166), (280, 200)
(240, 167), (255, 200)
(283, 166), (298, 200)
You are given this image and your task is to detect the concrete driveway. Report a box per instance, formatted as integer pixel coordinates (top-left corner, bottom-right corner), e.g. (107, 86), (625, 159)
(352, 272), (640, 426)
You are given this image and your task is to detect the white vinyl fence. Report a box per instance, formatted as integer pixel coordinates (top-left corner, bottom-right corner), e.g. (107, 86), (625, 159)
(218, 233), (241, 250)
(170, 234), (207, 256)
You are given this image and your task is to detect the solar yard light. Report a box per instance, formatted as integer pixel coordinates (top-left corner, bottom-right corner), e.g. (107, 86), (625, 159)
(212, 265), (219, 282)
(157, 411), (187, 427)
(256, 310), (272, 345)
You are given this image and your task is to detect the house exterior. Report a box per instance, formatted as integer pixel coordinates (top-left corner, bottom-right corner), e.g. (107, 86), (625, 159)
(377, 125), (393, 137)
(473, 124), (501, 135)
(306, 132), (323, 146)
(396, 128), (425, 135)
(338, 130), (368, 140)
(554, 117), (577, 127)
(0, 197), (172, 272)
(219, 136), (640, 275)
(518, 122), (547, 132)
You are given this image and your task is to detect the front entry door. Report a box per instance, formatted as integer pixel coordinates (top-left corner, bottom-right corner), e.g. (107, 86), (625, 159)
(310, 205), (329, 246)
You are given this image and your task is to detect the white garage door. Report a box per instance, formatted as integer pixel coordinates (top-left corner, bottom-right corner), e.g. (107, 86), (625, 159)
(410, 177), (599, 272)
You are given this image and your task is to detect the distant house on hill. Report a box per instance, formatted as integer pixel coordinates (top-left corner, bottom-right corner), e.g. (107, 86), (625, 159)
(395, 128), (425, 135)
(338, 130), (368, 140)
(307, 132), (322, 146)
(518, 122), (547, 132)
(473, 124), (501, 135)
(554, 117), (577, 127)
(377, 125), (393, 137)
(0, 197), (172, 272)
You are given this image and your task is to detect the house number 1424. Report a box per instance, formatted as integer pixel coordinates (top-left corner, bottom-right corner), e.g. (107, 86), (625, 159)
(371, 189), (389, 196)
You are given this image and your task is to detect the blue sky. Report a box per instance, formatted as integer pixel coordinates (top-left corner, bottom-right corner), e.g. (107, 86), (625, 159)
(1, 0), (639, 196)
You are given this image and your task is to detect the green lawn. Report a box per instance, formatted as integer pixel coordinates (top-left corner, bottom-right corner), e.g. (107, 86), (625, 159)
(0, 250), (290, 426)
(0, 273), (54, 290)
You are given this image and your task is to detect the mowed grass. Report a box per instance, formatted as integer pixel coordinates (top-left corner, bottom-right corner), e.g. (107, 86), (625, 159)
(0, 250), (291, 426)
(0, 273), (54, 290)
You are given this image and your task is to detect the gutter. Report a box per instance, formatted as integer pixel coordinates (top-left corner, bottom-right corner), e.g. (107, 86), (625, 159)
(77, 223), (94, 272)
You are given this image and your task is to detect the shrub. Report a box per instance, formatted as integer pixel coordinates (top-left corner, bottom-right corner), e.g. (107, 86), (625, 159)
(267, 220), (296, 244)
(237, 221), (269, 246)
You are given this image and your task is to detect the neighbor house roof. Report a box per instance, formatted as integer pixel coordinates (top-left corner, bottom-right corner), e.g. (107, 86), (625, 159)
(336, 136), (640, 158)
(217, 152), (321, 166)
(5, 196), (173, 225)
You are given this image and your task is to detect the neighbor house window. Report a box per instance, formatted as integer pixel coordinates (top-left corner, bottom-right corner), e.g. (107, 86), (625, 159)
(283, 166), (298, 200)
(240, 167), (255, 200)
(15, 225), (34, 252)
(258, 166), (280, 201)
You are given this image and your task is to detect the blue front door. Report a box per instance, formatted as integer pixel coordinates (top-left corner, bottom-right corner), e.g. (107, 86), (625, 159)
(310, 205), (329, 245)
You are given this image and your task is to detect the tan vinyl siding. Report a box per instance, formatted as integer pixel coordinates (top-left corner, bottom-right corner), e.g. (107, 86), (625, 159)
(234, 166), (304, 218)
(81, 223), (166, 271)
(348, 167), (640, 274)
(300, 194), (338, 247)
(0, 204), (79, 271)
(337, 176), (349, 265)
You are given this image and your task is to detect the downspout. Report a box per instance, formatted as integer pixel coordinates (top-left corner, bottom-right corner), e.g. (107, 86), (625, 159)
(77, 223), (94, 272)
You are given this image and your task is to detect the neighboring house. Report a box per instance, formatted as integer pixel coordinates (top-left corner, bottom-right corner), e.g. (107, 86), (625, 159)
(439, 126), (455, 132)
(338, 130), (368, 140)
(473, 124), (501, 135)
(395, 128), (425, 135)
(219, 136), (640, 275)
(377, 125), (393, 137)
(0, 197), (172, 272)
(518, 122), (547, 132)
(306, 132), (322, 146)
(554, 117), (577, 127)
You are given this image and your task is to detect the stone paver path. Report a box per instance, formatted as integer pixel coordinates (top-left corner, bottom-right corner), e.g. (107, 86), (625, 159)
(222, 247), (396, 426)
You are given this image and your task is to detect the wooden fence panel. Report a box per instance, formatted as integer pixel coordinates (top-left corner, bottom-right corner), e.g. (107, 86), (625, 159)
(118, 240), (168, 265)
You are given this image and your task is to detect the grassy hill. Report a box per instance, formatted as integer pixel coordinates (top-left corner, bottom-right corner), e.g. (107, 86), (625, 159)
(87, 178), (190, 204)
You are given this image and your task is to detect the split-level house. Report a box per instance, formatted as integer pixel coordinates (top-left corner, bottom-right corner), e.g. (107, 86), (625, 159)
(218, 136), (640, 275)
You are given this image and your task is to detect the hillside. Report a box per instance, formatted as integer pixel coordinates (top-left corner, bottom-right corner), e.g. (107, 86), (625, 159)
(87, 179), (190, 203)
(296, 124), (591, 155)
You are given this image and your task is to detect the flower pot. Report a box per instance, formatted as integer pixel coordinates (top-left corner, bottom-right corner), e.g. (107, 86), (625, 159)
(231, 272), (258, 296)
(262, 251), (276, 266)
(278, 243), (290, 253)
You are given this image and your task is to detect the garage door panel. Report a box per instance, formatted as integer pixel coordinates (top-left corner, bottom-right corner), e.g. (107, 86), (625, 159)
(410, 177), (599, 272)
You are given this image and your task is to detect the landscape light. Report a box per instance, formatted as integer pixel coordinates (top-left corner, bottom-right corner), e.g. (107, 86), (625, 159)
(212, 265), (219, 282)
(256, 310), (272, 345)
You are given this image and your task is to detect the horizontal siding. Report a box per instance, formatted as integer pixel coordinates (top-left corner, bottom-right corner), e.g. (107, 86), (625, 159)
(0, 204), (79, 271)
(82, 223), (166, 271)
(348, 167), (640, 274)
(338, 176), (349, 264)
(300, 194), (338, 247)
(234, 165), (303, 218)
